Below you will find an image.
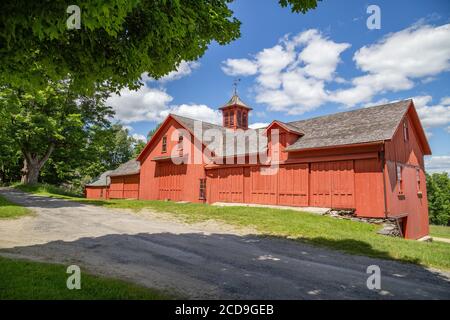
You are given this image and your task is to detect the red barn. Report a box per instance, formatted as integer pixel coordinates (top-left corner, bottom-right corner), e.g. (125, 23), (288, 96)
(108, 160), (140, 199)
(88, 95), (432, 240)
(85, 170), (112, 199)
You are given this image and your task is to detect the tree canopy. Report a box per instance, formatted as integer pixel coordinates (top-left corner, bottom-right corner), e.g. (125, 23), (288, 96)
(0, 0), (320, 93)
(0, 82), (113, 184)
(426, 173), (450, 226)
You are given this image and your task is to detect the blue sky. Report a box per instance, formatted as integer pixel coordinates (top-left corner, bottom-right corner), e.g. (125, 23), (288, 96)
(107, 0), (450, 172)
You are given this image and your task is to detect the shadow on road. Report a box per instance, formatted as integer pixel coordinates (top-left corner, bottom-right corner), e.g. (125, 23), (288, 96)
(1, 231), (449, 299)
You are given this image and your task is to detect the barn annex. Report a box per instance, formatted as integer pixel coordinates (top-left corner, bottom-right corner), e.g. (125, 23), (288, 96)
(86, 95), (432, 240)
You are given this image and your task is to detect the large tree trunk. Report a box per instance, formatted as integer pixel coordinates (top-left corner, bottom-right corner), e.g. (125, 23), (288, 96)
(20, 144), (55, 185)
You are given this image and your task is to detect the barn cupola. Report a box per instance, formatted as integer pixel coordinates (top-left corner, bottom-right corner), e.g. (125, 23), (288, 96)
(219, 93), (252, 130)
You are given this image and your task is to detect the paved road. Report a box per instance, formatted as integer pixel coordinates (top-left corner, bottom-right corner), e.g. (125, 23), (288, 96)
(0, 187), (449, 299)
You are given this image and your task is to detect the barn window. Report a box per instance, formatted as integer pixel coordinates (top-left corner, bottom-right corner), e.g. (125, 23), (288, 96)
(416, 168), (421, 191)
(199, 179), (206, 200)
(178, 134), (183, 151)
(403, 120), (409, 142)
(242, 112), (247, 128)
(237, 110), (242, 127)
(396, 164), (403, 193)
(162, 136), (167, 153)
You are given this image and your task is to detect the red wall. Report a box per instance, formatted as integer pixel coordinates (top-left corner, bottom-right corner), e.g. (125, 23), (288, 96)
(85, 186), (108, 199)
(206, 156), (385, 218)
(383, 110), (429, 239)
(109, 174), (140, 199)
(139, 118), (206, 203)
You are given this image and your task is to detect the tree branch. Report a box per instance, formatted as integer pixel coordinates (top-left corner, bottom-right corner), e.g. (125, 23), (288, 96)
(38, 143), (55, 168)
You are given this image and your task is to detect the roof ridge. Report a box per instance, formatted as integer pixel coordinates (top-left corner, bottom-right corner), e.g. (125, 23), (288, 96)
(170, 113), (225, 129)
(286, 99), (412, 126)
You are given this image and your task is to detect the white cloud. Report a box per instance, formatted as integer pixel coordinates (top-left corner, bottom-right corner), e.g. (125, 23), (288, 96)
(141, 61), (200, 83)
(440, 96), (450, 105)
(107, 86), (173, 123)
(249, 122), (270, 129)
(222, 59), (258, 76)
(167, 104), (222, 124)
(223, 23), (450, 114)
(223, 29), (350, 115)
(294, 29), (351, 80)
(410, 95), (450, 129)
(132, 134), (147, 142)
(425, 156), (450, 173)
(110, 60), (205, 124)
(332, 24), (450, 106)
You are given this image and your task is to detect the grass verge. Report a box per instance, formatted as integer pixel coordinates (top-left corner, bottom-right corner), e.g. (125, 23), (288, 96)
(430, 225), (450, 239)
(0, 256), (172, 299)
(13, 183), (450, 271)
(0, 194), (31, 219)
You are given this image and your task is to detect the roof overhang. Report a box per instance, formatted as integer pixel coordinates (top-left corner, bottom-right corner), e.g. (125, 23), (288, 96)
(263, 120), (304, 136)
(285, 140), (384, 153)
(108, 171), (140, 178)
(405, 101), (432, 155)
(219, 104), (253, 111)
(152, 154), (189, 162)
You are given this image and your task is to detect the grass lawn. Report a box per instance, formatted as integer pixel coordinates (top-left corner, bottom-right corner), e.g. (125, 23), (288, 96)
(430, 225), (450, 239)
(0, 194), (31, 219)
(14, 183), (450, 271)
(0, 256), (172, 299)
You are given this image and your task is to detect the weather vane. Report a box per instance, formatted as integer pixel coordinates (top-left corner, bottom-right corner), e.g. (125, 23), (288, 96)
(233, 78), (241, 95)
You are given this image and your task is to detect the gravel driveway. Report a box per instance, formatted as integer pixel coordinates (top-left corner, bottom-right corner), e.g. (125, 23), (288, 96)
(0, 187), (449, 299)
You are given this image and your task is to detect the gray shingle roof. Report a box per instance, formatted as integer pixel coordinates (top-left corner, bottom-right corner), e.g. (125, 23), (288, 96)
(271, 121), (304, 135)
(172, 99), (412, 155)
(109, 160), (140, 177)
(86, 170), (112, 187)
(171, 114), (266, 157)
(285, 100), (411, 151)
(219, 94), (252, 110)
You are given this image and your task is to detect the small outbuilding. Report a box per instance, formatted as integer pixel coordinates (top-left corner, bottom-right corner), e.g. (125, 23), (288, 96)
(108, 160), (140, 199)
(84, 170), (112, 199)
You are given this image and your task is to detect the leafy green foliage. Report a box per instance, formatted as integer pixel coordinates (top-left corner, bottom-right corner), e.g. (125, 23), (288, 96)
(279, 0), (322, 13)
(40, 124), (142, 191)
(0, 0), (319, 93)
(426, 172), (450, 226)
(0, 0), (241, 93)
(0, 82), (114, 183)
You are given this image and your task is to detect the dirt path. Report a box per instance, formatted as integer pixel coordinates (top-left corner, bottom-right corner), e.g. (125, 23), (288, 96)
(0, 187), (449, 299)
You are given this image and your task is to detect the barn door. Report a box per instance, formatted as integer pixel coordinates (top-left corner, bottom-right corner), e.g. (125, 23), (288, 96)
(218, 167), (244, 203)
(310, 162), (332, 207)
(250, 166), (277, 204)
(157, 163), (185, 201)
(278, 164), (309, 206)
(311, 161), (355, 208)
(330, 160), (355, 208)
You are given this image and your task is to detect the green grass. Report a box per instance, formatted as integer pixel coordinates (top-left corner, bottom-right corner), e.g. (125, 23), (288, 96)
(13, 184), (450, 271)
(430, 225), (450, 239)
(13, 183), (82, 198)
(0, 256), (172, 299)
(0, 194), (31, 219)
